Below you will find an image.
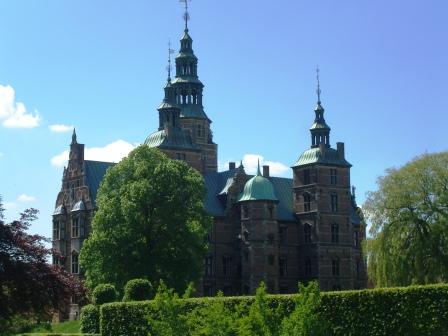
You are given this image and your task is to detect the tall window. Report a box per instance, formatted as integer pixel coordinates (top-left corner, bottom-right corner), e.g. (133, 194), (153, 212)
(176, 153), (186, 161)
(356, 260), (360, 278)
(353, 231), (359, 247)
(304, 224), (312, 243)
(303, 169), (310, 185)
(53, 220), (60, 240)
(303, 193), (311, 212)
(72, 217), (80, 238)
(331, 223), (339, 243)
(268, 255), (275, 266)
(332, 258), (340, 277)
(203, 285), (213, 297)
(197, 124), (205, 138)
(330, 169), (338, 185)
(222, 256), (232, 276)
(71, 254), (79, 274)
(331, 194), (338, 212)
(305, 258), (312, 276)
(278, 226), (287, 245)
(205, 256), (214, 276)
(242, 206), (249, 219)
(279, 257), (288, 276)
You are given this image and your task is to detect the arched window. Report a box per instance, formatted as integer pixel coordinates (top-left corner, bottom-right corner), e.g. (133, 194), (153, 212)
(331, 223), (339, 243)
(303, 192), (311, 212)
(304, 223), (312, 243)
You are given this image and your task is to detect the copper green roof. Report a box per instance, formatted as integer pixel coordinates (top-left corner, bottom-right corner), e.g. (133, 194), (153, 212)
(294, 147), (351, 167)
(84, 160), (115, 207)
(310, 121), (330, 130)
(238, 165), (278, 202)
(144, 129), (200, 151)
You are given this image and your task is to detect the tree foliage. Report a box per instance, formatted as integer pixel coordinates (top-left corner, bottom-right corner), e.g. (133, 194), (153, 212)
(79, 146), (212, 294)
(0, 198), (82, 333)
(364, 152), (448, 287)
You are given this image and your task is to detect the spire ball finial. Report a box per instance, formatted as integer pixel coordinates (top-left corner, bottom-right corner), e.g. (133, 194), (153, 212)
(180, 0), (191, 31)
(316, 65), (322, 104)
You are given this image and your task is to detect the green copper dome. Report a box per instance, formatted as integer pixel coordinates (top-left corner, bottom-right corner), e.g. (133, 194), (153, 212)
(238, 164), (278, 202)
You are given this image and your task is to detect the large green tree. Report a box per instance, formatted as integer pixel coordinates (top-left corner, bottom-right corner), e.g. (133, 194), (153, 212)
(364, 152), (448, 287)
(79, 146), (212, 294)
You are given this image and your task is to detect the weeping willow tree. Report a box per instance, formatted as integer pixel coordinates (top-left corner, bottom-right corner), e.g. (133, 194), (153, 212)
(363, 152), (448, 287)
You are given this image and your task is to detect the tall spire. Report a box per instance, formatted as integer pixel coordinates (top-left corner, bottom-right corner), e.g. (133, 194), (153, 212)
(167, 40), (174, 82)
(256, 159), (261, 176)
(316, 66), (322, 104)
(71, 128), (77, 144)
(180, 0), (191, 31)
(310, 67), (331, 148)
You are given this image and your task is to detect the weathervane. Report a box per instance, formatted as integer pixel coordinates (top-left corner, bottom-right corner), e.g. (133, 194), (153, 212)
(167, 39), (175, 81)
(316, 66), (322, 103)
(180, 0), (191, 30)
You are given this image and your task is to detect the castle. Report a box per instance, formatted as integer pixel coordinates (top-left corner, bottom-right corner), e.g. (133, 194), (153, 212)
(52, 7), (366, 320)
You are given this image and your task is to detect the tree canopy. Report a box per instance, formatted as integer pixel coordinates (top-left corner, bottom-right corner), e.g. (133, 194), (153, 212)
(79, 146), (212, 294)
(0, 199), (81, 327)
(363, 152), (448, 287)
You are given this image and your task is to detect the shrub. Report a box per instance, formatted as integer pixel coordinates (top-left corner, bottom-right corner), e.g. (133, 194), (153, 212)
(123, 279), (154, 302)
(80, 304), (100, 334)
(100, 283), (448, 336)
(92, 283), (117, 305)
(280, 281), (330, 336)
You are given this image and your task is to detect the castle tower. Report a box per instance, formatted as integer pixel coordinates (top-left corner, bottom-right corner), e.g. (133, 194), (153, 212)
(238, 162), (279, 294)
(144, 3), (217, 173)
(292, 70), (360, 291)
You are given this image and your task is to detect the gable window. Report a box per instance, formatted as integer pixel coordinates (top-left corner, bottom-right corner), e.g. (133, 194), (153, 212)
(305, 258), (312, 276)
(53, 220), (60, 240)
(304, 223), (312, 243)
(332, 258), (340, 277)
(222, 256), (232, 276)
(71, 254), (79, 274)
(205, 256), (214, 276)
(72, 217), (80, 238)
(278, 225), (287, 245)
(303, 192), (311, 212)
(330, 169), (337, 185)
(331, 223), (339, 243)
(331, 194), (338, 212)
(279, 257), (288, 276)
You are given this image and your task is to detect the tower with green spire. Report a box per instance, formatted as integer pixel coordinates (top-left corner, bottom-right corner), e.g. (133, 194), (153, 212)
(291, 69), (366, 291)
(144, 1), (217, 173)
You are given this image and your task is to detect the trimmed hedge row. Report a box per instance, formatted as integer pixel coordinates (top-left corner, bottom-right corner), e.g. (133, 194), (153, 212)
(80, 304), (100, 334)
(99, 284), (448, 336)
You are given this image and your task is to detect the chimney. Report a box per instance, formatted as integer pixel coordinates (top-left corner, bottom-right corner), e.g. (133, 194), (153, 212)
(263, 165), (270, 178)
(337, 142), (345, 159)
(229, 162), (236, 170)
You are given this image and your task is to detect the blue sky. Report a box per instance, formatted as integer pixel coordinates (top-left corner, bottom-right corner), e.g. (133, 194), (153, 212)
(0, 0), (447, 238)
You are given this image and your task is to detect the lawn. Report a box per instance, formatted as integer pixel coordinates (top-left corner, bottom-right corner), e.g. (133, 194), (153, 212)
(17, 320), (84, 335)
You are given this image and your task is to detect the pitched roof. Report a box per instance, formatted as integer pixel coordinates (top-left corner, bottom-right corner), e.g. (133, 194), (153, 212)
(84, 160), (115, 207)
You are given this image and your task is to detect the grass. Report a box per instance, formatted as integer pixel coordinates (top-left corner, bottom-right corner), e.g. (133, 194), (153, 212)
(17, 320), (86, 335)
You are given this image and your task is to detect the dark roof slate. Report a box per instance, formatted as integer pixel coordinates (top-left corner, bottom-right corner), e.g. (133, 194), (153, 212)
(84, 160), (115, 207)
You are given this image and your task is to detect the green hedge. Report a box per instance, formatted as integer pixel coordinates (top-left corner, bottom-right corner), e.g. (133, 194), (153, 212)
(92, 284), (118, 305)
(100, 284), (448, 336)
(80, 304), (100, 334)
(123, 279), (154, 302)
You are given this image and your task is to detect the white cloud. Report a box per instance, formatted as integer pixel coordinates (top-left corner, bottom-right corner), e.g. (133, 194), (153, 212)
(220, 154), (291, 177)
(17, 194), (36, 203)
(0, 84), (41, 128)
(49, 124), (73, 133)
(51, 140), (136, 167)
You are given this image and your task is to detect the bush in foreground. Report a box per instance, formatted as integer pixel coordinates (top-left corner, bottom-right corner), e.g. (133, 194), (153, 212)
(92, 284), (117, 305)
(123, 279), (154, 302)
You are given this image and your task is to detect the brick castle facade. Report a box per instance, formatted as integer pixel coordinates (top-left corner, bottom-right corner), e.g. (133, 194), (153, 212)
(52, 11), (366, 320)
